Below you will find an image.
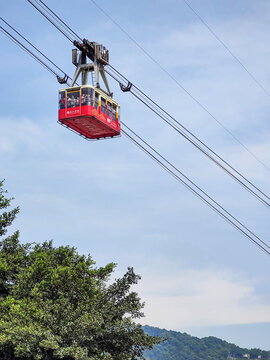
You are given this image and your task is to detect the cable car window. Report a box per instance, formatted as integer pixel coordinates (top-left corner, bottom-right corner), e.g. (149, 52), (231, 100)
(67, 91), (80, 108)
(94, 92), (99, 110)
(101, 97), (106, 114)
(112, 104), (117, 121)
(81, 87), (93, 106)
(107, 101), (112, 118)
(59, 91), (66, 110)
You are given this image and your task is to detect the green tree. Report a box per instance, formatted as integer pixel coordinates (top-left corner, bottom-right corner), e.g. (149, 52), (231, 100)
(0, 179), (23, 298)
(0, 181), (159, 360)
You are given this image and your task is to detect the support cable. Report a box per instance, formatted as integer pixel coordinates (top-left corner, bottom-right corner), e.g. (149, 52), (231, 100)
(122, 122), (270, 251)
(182, 0), (270, 98)
(105, 66), (270, 209)
(34, 0), (83, 42)
(22, 0), (270, 209)
(122, 127), (270, 257)
(2, 25), (270, 257)
(88, 0), (270, 173)
(0, 25), (59, 79)
(0, 17), (70, 82)
(26, 0), (74, 43)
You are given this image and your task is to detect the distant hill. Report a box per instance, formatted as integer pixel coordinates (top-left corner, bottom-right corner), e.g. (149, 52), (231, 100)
(143, 325), (269, 360)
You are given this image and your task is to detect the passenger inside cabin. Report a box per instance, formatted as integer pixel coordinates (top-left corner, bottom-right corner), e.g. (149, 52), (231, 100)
(59, 96), (65, 109)
(81, 87), (93, 106)
(81, 94), (86, 105)
(67, 91), (80, 108)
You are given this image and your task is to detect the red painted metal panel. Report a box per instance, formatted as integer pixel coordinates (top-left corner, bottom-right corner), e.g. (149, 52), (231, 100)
(58, 104), (120, 139)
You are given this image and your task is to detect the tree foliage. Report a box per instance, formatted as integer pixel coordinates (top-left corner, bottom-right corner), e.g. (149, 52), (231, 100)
(0, 181), (159, 360)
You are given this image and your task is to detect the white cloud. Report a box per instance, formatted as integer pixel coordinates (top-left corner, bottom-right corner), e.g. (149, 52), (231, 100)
(137, 269), (270, 328)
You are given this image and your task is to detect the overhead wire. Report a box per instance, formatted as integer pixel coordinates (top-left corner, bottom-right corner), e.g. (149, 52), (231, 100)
(31, 0), (82, 43)
(122, 123), (270, 252)
(181, 0), (270, 98)
(24, 0), (270, 211)
(88, 0), (270, 173)
(0, 16), (70, 82)
(11, 0), (270, 256)
(0, 25), (59, 79)
(105, 65), (270, 210)
(122, 128), (270, 257)
(26, 0), (75, 43)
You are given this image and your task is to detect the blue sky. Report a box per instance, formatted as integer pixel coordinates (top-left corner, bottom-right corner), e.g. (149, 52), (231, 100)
(1, 0), (270, 350)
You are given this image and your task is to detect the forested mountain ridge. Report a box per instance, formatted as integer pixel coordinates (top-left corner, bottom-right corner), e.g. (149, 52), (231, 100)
(143, 325), (270, 360)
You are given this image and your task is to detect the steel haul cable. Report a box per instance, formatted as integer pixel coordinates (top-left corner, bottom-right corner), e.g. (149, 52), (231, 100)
(24, 0), (270, 210)
(4, 5), (269, 256)
(181, 0), (270, 99)
(105, 65), (270, 209)
(122, 127), (270, 257)
(0, 17), (70, 82)
(26, 0), (74, 43)
(122, 123), (270, 251)
(23, 0), (270, 213)
(88, 0), (270, 172)
(0, 25), (59, 79)
(36, 0), (82, 42)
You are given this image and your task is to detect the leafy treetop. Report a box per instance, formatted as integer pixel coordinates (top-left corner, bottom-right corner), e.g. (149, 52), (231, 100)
(0, 181), (160, 360)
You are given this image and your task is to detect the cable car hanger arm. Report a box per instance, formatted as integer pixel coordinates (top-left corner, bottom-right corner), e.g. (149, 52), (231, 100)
(72, 39), (112, 96)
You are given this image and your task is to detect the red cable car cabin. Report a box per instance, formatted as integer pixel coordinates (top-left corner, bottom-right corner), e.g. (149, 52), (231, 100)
(58, 85), (120, 140)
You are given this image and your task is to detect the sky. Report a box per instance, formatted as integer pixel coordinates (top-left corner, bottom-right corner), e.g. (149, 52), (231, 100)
(1, 0), (270, 351)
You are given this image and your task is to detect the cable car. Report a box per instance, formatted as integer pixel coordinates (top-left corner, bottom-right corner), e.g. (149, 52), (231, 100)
(58, 41), (121, 140)
(58, 85), (120, 140)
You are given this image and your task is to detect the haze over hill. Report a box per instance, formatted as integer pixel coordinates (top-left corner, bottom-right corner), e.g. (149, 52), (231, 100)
(143, 326), (270, 360)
